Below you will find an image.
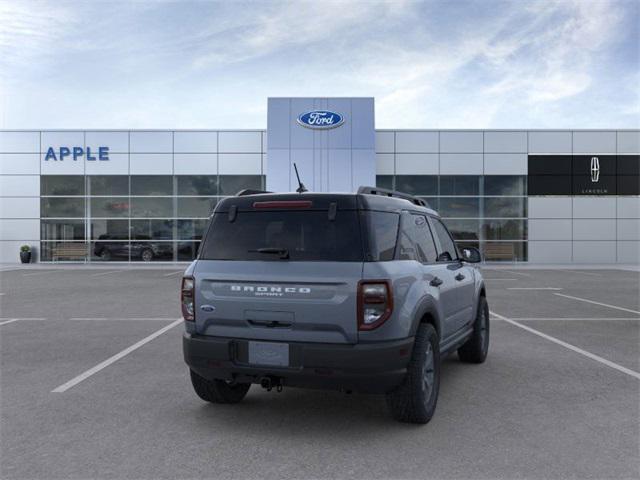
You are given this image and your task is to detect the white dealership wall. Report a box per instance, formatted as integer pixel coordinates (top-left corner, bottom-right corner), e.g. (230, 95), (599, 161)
(0, 130), (266, 263)
(1, 125), (638, 264)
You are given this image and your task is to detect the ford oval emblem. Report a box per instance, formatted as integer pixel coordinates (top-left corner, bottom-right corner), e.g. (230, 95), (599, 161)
(297, 110), (344, 130)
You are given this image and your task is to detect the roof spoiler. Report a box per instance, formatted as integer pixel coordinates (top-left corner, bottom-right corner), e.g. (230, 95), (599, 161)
(235, 189), (272, 196)
(357, 186), (430, 208)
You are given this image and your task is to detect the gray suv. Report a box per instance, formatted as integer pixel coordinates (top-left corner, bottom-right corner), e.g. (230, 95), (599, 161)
(182, 187), (489, 424)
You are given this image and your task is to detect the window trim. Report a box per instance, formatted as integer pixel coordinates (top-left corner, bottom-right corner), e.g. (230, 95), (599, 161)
(394, 211), (440, 265)
(428, 215), (460, 263)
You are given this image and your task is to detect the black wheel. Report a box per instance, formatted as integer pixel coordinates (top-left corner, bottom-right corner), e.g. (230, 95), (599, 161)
(386, 323), (440, 424)
(141, 248), (154, 262)
(100, 249), (111, 261)
(189, 370), (251, 404)
(458, 295), (490, 363)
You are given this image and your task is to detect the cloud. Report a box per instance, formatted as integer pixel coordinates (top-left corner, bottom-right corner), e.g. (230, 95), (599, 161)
(0, 1), (73, 65)
(191, 0), (410, 69)
(0, 0), (637, 128)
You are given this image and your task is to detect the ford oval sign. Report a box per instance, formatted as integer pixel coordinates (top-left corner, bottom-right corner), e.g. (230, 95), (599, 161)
(297, 110), (344, 129)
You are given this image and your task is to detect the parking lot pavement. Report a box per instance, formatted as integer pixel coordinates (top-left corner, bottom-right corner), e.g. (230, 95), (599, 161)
(1, 266), (639, 479)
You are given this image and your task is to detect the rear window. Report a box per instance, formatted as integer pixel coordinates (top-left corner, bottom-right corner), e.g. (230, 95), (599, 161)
(200, 210), (363, 261)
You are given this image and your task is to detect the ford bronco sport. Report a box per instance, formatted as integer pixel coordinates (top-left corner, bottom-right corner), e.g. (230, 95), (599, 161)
(182, 187), (489, 424)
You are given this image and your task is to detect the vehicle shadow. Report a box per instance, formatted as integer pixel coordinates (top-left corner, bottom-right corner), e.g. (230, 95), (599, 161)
(187, 356), (466, 436)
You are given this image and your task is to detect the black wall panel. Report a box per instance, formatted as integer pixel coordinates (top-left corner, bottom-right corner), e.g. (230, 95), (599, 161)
(618, 155), (640, 175)
(528, 155), (572, 175)
(572, 175), (616, 195)
(528, 154), (639, 196)
(617, 176), (640, 195)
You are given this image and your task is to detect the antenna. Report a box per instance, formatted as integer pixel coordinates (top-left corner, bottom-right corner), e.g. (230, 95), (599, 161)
(293, 163), (308, 193)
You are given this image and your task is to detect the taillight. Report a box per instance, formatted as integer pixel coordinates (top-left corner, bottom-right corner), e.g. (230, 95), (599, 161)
(181, 277), (195, 321)
(358, 280), (393, 330)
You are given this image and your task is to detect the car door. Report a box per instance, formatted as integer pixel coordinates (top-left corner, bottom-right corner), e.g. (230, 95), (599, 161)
(428, 217), (475, 334)
(398, 212), (459, 340)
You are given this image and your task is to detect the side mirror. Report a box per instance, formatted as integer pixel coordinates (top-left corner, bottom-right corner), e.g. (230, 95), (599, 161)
(436, 252), (452, 262)
(461, 247), (482, 263)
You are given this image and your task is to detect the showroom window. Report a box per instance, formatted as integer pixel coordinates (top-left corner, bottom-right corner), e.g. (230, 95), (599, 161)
(40, 174), (264, 262)
(375, 175), (528, 261)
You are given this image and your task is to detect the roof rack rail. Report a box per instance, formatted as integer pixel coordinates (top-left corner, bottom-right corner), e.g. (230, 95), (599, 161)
(235, 189), (272, 196)
(357, 186), (430, 208)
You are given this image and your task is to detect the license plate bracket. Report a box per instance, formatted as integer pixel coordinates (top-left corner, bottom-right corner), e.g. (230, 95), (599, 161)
(248, 341), (289, 367)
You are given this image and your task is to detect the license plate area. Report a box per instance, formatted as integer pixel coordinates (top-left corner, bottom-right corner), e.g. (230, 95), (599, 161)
(248, 341), (289, 367)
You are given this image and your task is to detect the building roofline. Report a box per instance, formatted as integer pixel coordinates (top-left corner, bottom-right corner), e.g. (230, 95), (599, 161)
(1, 128), (639, 132)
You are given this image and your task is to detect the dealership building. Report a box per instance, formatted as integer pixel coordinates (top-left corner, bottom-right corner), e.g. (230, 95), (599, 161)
(0, 97), (638, 264)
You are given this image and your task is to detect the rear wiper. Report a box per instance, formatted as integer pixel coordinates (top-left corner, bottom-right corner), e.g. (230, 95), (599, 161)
(248, 247), (290, 259)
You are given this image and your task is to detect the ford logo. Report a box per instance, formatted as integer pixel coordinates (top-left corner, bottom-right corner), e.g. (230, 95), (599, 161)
(297, 110), (344, 129)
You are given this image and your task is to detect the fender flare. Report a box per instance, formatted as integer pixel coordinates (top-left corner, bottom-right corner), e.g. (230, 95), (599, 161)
(476, 281), (487, 310)
(409, 295), (443, 338)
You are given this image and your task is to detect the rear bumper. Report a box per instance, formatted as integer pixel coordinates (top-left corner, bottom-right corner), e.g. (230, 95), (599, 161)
(183, 333), (414, 394)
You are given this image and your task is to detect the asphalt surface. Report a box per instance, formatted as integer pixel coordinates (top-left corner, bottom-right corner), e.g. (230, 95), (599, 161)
(1, 265), (639, 479)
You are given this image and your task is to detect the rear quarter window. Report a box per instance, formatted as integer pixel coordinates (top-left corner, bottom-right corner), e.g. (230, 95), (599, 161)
(364, 211), (399, 261)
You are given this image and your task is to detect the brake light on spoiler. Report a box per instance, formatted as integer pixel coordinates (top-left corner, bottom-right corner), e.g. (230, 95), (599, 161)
(253, 200), (313, 209)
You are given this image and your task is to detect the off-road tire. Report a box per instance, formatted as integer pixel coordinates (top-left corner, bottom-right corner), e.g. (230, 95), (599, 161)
(189, 370), (251, 404)
(458, 295), (490, 364)
(386, 323), (440, 424)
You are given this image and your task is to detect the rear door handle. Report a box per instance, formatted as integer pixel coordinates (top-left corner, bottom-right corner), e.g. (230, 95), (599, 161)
(430, 277), (443, 287)
(455, 273), (465, 281)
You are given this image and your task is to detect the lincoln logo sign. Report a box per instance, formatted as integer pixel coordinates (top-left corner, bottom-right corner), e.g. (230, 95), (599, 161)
(590, 156), (600, 183)
(297, 110), (344, 129)
(44, 146), (109, 161)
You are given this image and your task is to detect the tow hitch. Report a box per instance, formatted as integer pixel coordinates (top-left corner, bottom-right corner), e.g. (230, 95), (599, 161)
(260, 376), (284, 392)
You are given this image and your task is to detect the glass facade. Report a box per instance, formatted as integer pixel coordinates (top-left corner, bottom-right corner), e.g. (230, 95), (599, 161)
(3, 128), (635, 265)
(40, 174), (264, 262)
(377, 175), (528, 261)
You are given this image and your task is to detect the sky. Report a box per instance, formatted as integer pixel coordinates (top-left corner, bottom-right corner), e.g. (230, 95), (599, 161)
(0, 0), (638, 129)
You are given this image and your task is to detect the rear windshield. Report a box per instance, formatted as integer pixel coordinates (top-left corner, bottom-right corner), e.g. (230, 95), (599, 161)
(200, 210), (363, 261)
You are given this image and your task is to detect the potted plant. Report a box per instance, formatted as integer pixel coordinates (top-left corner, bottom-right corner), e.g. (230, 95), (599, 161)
(20, 245), (32, 264)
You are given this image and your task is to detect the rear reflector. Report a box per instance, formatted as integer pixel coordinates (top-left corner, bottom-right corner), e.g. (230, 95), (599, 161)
(253, 200), (312, 209)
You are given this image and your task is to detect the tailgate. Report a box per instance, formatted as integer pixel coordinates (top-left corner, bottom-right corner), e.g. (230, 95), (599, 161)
(194, 260), (362, 344)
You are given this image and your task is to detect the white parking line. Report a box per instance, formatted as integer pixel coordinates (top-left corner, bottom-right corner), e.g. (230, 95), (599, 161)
(491, 311), (640, 380)
(22, 271), (58, 277)
(510, 317), (640, 321)
(554, 269), (602, 277)
(51, 318), (183, 393)
(70, 317), (177, 321)
(90, 270), (123, 277)
(0, 318), (47, 326)
(484, 278), (519, 281)
(163, 271), (184, 277)
(507, 287), (563, 290)
(500, 270), (532, 277)
(553, 293), (640, 315)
